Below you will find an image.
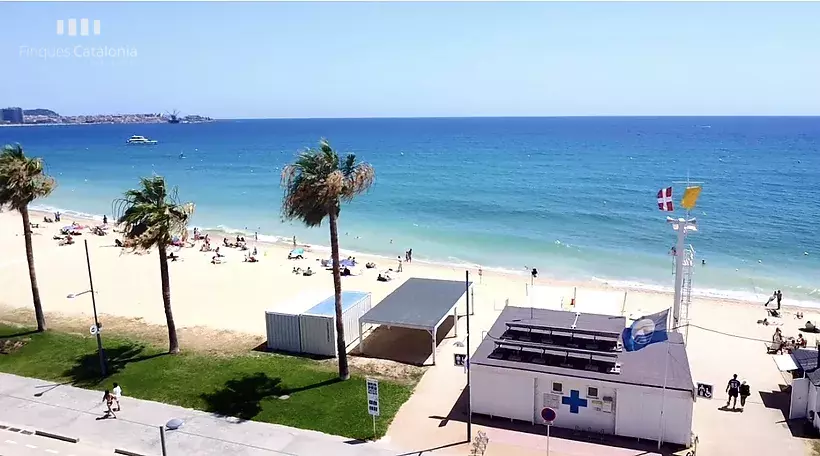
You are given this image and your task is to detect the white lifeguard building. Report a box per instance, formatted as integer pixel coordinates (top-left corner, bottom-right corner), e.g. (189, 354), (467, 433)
(470, 306), (696, 447)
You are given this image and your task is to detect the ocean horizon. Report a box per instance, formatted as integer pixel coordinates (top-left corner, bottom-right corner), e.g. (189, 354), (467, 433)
(1, 117), (818, 307)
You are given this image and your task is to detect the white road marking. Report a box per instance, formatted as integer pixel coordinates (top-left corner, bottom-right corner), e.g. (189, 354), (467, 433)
(46, 450), (59, 454)
(4, 439), (17, 444)
(25, 443), (37, 448)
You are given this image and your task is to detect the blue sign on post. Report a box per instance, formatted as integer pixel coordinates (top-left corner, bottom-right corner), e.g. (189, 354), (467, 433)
(541, 407), (557, 423)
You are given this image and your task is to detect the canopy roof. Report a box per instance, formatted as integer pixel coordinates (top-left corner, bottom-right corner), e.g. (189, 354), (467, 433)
(359, 278), (471, 331)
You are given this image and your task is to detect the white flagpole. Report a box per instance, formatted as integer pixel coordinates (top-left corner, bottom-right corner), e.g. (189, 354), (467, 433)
(657, 309), (672, 450)
(657, 342), (671, 450)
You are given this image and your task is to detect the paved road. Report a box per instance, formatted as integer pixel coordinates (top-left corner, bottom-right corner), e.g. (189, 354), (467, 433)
(0, 373), (398, 456)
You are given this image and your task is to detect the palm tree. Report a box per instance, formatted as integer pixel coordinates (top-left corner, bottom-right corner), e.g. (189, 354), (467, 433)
(0, 144), (56, 332)
(281, 139), (375, 380)
(113, 176), (194, 354)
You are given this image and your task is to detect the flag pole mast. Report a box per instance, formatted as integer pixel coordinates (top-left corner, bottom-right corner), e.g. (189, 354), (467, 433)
(657, 329), (672, 450)
(669, 180), (703, 333)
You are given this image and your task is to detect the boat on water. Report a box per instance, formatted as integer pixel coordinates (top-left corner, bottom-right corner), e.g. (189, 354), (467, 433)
(126, 135), (158, 145)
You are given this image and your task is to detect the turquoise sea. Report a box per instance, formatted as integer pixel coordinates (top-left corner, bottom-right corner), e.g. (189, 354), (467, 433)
(1, 117), (818, 306)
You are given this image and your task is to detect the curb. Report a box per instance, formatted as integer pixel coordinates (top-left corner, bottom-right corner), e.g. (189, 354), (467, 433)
(114, 449), (149, 456)
(34, 430), (80, 443)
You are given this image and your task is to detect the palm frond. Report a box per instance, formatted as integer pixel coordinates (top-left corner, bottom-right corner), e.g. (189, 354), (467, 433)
(0, 144), (56, 213)
(112, 176), (195, 251)
(281, 139), (375, 227)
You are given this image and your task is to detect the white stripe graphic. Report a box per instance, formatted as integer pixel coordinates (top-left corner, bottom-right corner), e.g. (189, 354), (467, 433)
(56, 20), (64, 35)
(80, 18), (89, 36)
(93, 19), (101, 35)
(67, 19), (77, 36)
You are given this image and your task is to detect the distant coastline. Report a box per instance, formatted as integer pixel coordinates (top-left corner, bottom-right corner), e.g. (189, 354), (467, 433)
(0, 107), (213, 127)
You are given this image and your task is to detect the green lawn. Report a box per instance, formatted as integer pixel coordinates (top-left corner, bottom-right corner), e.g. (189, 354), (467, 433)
(0, 324), (415, 440)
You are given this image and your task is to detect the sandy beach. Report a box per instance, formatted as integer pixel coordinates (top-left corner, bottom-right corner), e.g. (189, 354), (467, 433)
(0, 208), (814, 455)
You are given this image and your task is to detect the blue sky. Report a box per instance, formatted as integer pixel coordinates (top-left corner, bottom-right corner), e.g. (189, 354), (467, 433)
(2, 2), (819, 118)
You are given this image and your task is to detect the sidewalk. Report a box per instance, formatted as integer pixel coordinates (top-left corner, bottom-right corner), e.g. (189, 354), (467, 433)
(0, 373), (399, 456)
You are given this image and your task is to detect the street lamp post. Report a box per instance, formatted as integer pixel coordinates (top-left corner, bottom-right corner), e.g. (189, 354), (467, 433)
(68, 240), (106, 377)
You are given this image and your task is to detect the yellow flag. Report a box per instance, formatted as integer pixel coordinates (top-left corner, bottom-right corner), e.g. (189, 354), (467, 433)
(680, 186), (702, 210)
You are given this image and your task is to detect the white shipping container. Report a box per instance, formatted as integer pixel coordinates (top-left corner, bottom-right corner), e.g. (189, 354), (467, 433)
(265, 290), (331, 353)
(299, 291), (372, 357)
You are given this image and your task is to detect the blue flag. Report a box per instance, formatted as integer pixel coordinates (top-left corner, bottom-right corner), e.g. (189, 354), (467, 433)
(622, 309), (670, 352)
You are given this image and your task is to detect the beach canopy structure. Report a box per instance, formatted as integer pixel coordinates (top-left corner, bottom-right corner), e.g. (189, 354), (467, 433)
(359, 277), (472, 365)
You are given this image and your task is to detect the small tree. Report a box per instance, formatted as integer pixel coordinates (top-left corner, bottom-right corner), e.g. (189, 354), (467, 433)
(281, 139), (375, 380)
(0, 144), (56, 331)
(113, 176), (194, 353)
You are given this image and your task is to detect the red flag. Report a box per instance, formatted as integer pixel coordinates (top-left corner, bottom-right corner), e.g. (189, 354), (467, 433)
(657, 187), (674, 211)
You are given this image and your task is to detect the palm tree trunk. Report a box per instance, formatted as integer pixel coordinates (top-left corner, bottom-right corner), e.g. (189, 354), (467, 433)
(20, 207), (46, 332)
(328, 211), (349, 380)
(157, 244), (179, 354)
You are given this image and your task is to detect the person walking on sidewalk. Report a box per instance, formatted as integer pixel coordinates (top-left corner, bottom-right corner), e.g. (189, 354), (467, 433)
(101, 390), (117, 419)
(739, 381), (751, 409)
(726, 374), (741, 410)
(112, 382), (122, 411)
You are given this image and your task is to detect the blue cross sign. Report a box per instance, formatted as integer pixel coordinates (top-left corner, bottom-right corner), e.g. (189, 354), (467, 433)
(562, 390), (588, 414)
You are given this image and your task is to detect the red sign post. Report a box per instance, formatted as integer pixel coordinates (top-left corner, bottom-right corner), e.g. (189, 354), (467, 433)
(540, 407), (556, 455)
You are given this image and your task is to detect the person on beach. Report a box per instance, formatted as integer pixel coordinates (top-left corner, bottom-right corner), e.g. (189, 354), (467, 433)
(397, 256), (403, 272)
(112, 383), (122, 411)
(103, 215), (108, 225)
(739, 381), (750, 409)
(408, 249), (413, 263)
(765, 291), (776, 307)
(292, 235), (297, 247)
(531, 267), (538, 283)
(776, 290), (782, 310)
(726, 374), (741, 409)
(101, 390), (117, 418)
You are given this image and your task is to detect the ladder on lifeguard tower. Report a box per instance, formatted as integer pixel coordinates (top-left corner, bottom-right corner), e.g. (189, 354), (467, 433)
(678, 245), (695, 344)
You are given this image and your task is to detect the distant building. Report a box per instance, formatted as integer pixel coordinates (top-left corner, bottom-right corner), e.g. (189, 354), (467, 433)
(470, 306), (695, 448)
(1, 107), (24, 124)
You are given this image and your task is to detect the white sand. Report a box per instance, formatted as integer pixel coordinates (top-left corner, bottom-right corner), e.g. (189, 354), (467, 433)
(0, 209), (814, 455)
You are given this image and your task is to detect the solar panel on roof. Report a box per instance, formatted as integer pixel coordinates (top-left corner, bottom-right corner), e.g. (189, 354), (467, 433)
(488, 346), (620, 373)
(506, 321), (621, 339)
(495, 339), (619, 360)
